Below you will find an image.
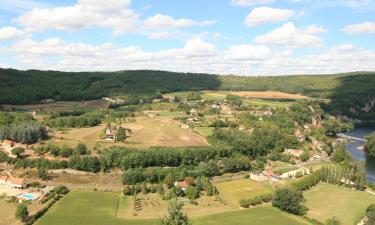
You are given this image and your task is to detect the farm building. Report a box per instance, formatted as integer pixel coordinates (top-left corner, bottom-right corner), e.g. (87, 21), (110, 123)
(280, 167), (310, 179)
(105, 128), (116, 141)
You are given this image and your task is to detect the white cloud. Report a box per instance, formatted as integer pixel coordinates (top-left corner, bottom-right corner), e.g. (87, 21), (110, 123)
(182, 38), (217, 57)
(15, 0), (139, 34)
(144, 14), (216, 29)
(230, 0), (275, 7)
(245, 7), (295, 26)
(0, 26), (26, 40)
(343, 21), (375, 34)
(254, 22), (324, 47)
(0, 0), (49, 13)
(148, 31), (181, 40)
(226, 45), (271, 60)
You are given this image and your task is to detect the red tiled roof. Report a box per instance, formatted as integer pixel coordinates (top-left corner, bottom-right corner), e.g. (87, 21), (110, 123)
(8, 177), (24, 185)
(176, 180), (188, 188)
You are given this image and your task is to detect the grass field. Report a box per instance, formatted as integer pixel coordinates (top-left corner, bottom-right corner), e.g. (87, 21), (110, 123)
(49, 114), (208, 149)
(193, 126), (214, 137)
(215, 179), (278, 206)
(0, 199), (21, 225)
(193, 206), (313, 225)
(36, 191), (313, 225)
(304, 183), (375, 225)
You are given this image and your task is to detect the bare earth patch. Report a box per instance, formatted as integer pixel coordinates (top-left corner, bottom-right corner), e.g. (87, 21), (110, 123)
(231, 91), (308, 99)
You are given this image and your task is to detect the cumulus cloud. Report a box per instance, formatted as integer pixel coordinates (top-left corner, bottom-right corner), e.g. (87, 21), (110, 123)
(144, 14), (216, 29)
(343, 21), (375, 34)
(225, 45), (271, 60)
(254, 22), (324, 47)
(0, 26), (26, 40)
(230, 0), (275, 7)
(245, 7), (295, 26)
(16, 0), (138, 34)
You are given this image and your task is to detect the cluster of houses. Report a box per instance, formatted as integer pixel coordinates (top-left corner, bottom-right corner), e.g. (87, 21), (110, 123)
(250, 167), (311, 182)
(0, 175), (26, 189)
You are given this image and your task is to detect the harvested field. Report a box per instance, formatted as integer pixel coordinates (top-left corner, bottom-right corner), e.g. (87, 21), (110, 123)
(3, 100), (109, 112)
(231, 91), (308, 99)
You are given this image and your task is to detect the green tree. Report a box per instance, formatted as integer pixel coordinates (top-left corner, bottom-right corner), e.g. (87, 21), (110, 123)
(76, 143), (88, 155)
(116, 127), (126, 142)
(160, 200), (190, 225)
(366, 132), (375, 158)
(185, 186), (199, 200)
(11, 147), (25, 158)
(15, 204), (28, 221)
(164, 174), (175, 189)
(272, 187), (305, 215)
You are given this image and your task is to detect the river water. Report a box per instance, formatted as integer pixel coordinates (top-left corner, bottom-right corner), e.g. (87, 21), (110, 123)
(344, 127), (375, 184)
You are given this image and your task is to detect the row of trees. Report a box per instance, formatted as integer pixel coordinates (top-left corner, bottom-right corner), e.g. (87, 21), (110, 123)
(0, 121), (47, 144)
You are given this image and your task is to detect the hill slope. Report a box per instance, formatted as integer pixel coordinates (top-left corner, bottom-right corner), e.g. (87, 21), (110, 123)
(1, 68), (374, 121)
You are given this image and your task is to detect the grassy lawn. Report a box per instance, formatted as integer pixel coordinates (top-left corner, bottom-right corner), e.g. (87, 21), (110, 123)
(304, 183), (375, 225)
(193, 206), (313, 225)
(193, 126), (214, 137)
(35, 191), (312, 225)
(0, 198), (21, 225)
(215, 179), (278, 206)
(35, 191), (156, 225)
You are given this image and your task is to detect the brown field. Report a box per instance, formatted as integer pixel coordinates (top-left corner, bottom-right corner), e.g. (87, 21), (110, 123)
(231, 91), (308, 99)
(3, 100), (109, 112)
(49, 115), (208, 149)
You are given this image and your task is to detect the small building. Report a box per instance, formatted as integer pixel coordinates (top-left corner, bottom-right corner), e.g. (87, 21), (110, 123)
(174, 180), (188, 191)
(312, 140), (325, 151)
(190, 108), (198, 116)
(0, 175), (8, 185)
(284, 149), (303, 158)
(180, 124), (189, 129)
(105, 128), (116, 141)
(250, 172), (268, 182)
(40, 99), (56, 104)
(238, 125), (246, 131)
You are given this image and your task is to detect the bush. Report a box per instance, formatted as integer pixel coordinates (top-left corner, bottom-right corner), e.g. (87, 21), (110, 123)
(239, 193), (273, 208)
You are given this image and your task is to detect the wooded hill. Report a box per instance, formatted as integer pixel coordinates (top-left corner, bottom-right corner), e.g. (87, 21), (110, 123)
(0, 68), (374, 122)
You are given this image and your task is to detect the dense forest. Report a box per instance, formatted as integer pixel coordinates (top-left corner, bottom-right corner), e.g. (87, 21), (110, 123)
(0, 68), (374, 121)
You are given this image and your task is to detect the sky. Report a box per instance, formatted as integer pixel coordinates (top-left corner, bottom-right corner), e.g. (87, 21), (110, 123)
(0, 0), (375, 75)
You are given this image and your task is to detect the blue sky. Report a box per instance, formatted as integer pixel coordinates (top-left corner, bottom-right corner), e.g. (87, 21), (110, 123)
(0, 0), (375, 75)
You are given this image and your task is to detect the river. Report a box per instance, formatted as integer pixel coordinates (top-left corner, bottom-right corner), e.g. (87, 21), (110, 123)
(344, 127), (375, 184)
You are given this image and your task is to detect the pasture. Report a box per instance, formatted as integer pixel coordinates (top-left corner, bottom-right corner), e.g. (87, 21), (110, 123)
(215, 179), (278, 206)
(0, 198), (21, 225)
(49, 114), (208, 149)
(304, 183), (375, 225)
(35, 191), (313, 225)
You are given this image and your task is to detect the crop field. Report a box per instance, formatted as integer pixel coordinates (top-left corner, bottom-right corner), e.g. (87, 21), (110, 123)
(304, 183), (375, 225)
(50, 115), (208, 149)
(215, 179), (278, 206)
(3, 100), (109, 113)
(35, 191), (313, 225)
(0, 199), (21, 225)
(193, 206), (313, 225)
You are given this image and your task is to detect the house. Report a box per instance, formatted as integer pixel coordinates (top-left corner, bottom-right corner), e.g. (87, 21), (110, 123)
(0, 175), (26, 189)
(280, 167), (310, 179)
(174, 180), (188, 191)
(190, 108), (198, 116)
(105, 128), (116, 141)
(250, 172), (268, 181)
(7, 177), (26, 189)
(238, 125), (246, 131)
(180, 124), (189, 129)
(284, 149), (303, 157)
(312, 140), (325, 151)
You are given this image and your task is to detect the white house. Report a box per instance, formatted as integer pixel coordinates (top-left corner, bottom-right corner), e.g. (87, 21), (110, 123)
(284, 149), (304, 157)
(0, 175), (26, 189)
(280, 167), (310, 179)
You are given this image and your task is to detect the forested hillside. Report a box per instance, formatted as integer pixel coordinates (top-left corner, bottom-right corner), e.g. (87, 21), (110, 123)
(0, 68), (374, 121)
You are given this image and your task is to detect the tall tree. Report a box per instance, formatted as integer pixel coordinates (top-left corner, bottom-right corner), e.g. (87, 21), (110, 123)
(116, 127), (126, 142)
(160, 200), (190, 225)
(15, 204), (28, 221)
